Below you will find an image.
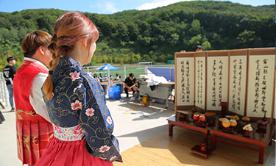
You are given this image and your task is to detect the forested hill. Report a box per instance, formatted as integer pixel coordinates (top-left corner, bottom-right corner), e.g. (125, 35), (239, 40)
(0, 1), (275, 67)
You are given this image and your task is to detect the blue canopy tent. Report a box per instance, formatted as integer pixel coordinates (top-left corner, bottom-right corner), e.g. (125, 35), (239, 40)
(96, 64), (119, 87)
(97, 63), (119, 71)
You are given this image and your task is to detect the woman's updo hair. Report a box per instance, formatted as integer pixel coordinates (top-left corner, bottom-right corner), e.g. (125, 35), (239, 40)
(43, 12), (99, 100)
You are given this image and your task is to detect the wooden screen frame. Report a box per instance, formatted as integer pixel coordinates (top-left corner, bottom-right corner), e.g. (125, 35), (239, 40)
(174, 48), (276, 119)
(246, 48), (276, 118)
(174, 52), (195, 112)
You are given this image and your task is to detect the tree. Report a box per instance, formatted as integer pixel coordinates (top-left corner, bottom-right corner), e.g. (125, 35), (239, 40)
(190, 19), (201, 35)
(0, 1), (274, 65)
(202, 40), (212, 50)
(189, 34), (202, 49)
(237, 30), (261, 48)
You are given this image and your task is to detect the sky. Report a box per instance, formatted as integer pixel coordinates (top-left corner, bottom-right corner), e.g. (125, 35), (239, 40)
(0, 0), (274, 14)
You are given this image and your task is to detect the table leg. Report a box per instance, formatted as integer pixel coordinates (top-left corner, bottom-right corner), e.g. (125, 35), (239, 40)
(210, 135), (217, 150)
(169, 124), (174, 137)
(258, 146), (264, 164)
(269, 139), (273, 146)
(165, 98), (169, 109)
(269, 134), (275, 146)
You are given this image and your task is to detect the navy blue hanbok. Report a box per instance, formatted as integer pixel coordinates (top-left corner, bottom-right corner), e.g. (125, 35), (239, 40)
(37, 56), (122, 166)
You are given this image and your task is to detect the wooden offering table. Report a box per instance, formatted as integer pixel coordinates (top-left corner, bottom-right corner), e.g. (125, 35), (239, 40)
(168, 114), (275, 164)
(209, 121), (275, 164)
(168, 114), (213, 159)
(172, 48), (276, 164)
(167, 114), (208, 137)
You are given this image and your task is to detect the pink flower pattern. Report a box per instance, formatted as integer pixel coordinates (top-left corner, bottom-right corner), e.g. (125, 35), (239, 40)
(71, 100), (82, 111)
(99, 145), (111, 153)
(54, 125), (62, 134)
(53, 125), (84, 141)
(73, 125), (83, 135)
(70, 71), (80, 81)
(106, 116), (113, 125)
(85, 108), (95, 117)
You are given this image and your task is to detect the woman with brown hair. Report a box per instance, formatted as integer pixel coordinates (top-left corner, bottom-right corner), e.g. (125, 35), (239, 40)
(37, 12), (122, 166)
(13, 30), (53, 166)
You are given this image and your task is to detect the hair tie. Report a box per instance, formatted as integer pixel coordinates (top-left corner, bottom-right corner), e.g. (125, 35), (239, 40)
(49, 70), (53, 75)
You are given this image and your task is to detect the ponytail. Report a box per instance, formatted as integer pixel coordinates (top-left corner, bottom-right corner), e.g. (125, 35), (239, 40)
(42, 34), (61, 100)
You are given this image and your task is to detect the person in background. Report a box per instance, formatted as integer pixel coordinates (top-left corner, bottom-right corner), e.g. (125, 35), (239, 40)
(196, 45), (203, 52)
(93, 73), (101, 82)
(3, 56), (16, 112)
(99, 73), (103, 82)
(124, 73), (139, 98)
(13, 30), (53, 166)
(104, 73), (108, 81)
(115, 73), (121, 81)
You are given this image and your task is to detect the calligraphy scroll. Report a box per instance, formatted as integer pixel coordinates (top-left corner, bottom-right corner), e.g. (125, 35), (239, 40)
(247, 55), (275, 117)
(207, 56), (229, 110)
(195, 56), (206, 109)
(228, 55), (247, 115)
(176, 57), (194, 106)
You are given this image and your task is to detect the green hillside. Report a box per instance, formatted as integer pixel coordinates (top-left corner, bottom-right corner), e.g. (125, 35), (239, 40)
(0, 1), (275, 67)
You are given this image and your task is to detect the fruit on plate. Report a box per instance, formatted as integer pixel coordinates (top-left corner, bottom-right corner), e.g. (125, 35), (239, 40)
(226, 115), (240, 121)
(199, 114), (206, 122)
(243, 124), (253, 137)
(242, 116), (250, 122)
(219, 118), (228, 122)
(193, 113), (200, 121)
(243, 124), (253, 131)
(230, 119), (237, 127)
(222, 119), (231, 128)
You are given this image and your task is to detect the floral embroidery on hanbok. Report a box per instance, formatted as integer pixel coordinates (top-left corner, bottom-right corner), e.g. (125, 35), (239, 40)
(99, 145), (111, 153)
(85, 108), (95, 117)
(53, 125), (84, 141)
(47, 56), (122, 162)
(106, 116), (113, 125)
(70, 71), (80, 81)
(71, 100), (82, 111)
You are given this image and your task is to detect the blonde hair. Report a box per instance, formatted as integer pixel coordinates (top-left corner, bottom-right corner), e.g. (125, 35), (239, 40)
(43, 12), (99, 100)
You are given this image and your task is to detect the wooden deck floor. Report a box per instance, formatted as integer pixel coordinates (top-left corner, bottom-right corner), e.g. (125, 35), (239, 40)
(114, 126), (275, 166)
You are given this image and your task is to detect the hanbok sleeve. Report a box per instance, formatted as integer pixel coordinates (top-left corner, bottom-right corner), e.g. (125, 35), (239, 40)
(65, 68), (122, 162)
(79, 79), (122, 162)
(30, 73), (51, 122)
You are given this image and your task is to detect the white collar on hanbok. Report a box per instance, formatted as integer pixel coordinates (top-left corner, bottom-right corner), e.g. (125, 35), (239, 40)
(24, 57), (48, 71)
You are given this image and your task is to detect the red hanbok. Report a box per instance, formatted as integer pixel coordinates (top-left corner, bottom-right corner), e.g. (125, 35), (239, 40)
(13, 59), (53, 165)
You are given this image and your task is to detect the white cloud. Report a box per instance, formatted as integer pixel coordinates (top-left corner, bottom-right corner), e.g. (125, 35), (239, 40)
(103, 2), (118, 13)
(137, 0), (192, 10)
(92, 1), (118, 14)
